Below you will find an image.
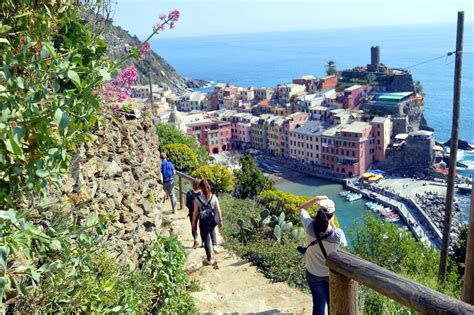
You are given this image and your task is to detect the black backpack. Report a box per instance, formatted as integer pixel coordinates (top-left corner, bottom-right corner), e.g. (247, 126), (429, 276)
(196, 194), (219, 227)
(185, 191), (197, 213)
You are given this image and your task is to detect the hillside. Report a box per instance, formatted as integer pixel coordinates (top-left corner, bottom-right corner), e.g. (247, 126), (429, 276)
(104, 23), (207, 92)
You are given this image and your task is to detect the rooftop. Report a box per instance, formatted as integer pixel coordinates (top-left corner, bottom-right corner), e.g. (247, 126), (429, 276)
(293, 121), (331, 136)
(294, 75), (317, 80)
(341, 121), (371, 134)
(344, 85), (363, 92)
(371, 116), (389, 124)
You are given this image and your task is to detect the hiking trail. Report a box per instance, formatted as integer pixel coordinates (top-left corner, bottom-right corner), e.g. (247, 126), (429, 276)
(163, 203), (312, 314)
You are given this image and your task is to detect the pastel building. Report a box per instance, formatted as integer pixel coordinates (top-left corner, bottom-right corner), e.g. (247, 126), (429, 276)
(223, 113), (258, 149)
(186, 119), (232, 154)
(281, 112), (309, 158)
(339, 85), (369, 109)
(254, 88), (274, 100)
(370, 116), (393, 162)
(289, 121), (329, 165)
(276, 84), (306, 103)
(320, 122), (374, 176)
(293, 75), (318, 94)
(176, 92), (206, 112)
(250, 114), (275, 151)
(267, 116), (286, 157)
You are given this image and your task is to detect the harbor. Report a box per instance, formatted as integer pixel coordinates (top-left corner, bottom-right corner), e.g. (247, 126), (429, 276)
(262, 155), (465, 249)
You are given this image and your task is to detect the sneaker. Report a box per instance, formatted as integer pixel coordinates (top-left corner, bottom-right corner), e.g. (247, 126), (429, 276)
(213, 245), (220, 254)
(193, 240), (199, 249)
(202, 259), (214, 266)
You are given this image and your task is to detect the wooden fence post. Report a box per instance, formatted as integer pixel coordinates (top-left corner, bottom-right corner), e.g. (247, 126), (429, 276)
(178, 175), (184, 210)
(330, 270), (358, 315)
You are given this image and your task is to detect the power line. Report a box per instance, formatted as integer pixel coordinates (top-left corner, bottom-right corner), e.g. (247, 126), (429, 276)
(405, 51), (456, 69)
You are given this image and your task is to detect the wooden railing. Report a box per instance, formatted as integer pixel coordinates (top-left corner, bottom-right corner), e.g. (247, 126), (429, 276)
(326, 250), (474, 314)
(175, 170), (195, 210)
(173, 170), (474, 314)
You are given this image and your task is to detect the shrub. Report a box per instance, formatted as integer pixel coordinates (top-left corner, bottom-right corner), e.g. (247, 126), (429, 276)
(349, 215), (462, 314)
(258, 190), (318, 224)
(233, 155), (274, 199)
(192, 165), (235, 195)
(161, 143), (199, 173)
(156, 122), (209, 165)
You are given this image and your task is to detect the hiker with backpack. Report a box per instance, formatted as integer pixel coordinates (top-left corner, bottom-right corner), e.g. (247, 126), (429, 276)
(186, 178), (219, 251)
(191, 180), (223, 266)
(299, 195), (347, 315)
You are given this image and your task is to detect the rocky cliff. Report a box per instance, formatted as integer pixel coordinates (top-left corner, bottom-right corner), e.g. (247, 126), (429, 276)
(104, 23), (207, 93)
(59, 106), (165, 262)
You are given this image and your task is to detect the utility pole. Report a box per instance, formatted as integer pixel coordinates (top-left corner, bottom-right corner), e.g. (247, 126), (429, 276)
(148, 69), (154, 112)
(463, 180), (474, 304)
(439, 11), (464, 284)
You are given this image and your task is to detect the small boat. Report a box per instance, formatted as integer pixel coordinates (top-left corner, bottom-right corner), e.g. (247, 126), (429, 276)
(347, 193), (362, 202)
(339, 191), (351, 196)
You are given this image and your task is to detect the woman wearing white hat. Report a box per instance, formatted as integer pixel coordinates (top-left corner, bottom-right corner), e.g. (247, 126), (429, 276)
(299, 196), (347, 315)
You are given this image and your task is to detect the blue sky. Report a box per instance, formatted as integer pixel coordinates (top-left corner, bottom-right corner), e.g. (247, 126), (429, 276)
(112, 0), (474, 39)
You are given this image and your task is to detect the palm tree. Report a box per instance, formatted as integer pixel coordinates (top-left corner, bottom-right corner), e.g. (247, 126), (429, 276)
(325, 60), (337, 76)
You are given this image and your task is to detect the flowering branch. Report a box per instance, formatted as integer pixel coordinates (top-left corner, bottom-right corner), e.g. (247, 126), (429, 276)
(97, 10), (181, 110)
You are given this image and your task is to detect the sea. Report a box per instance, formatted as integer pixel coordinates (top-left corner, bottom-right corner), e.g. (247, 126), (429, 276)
(152, 23), (473, 227)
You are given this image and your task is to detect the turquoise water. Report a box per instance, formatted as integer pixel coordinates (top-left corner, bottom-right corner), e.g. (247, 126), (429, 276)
(275, 176), (372, 237)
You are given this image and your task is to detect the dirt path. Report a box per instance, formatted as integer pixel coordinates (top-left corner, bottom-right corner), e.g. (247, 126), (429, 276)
(163, 204), (312, 314)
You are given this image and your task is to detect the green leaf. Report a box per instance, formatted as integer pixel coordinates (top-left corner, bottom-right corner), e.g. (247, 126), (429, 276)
(111, 306), (122, 312)
(43, 42), (56, 58)
(0, 245), (9, 271)
(16, 77), (24, 89)
(99, 69), (111, 81)
(54, 108), (70, 131)
(0, 208), (17, 224)
(35, 169), (49, 178)
(49, 239), (62, 250)
(67, 70), (81, 88)
(0, 38), (10, 45)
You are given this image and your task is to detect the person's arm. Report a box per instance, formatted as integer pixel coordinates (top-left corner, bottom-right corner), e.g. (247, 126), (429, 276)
(192, 201), (199, 230)
(299, 195), (328, 212)
(215, 197), (223, 228)
(299, 195), (328, 231)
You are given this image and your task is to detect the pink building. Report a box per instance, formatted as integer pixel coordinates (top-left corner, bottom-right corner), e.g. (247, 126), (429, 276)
(289, 121), (328, 165)
(281, 112), (309, 158)
(339, 85), (370, 109)
(319, 119), (391, 176)
(320, 122), (373, 176)
(370, 116), (392, 162)
(223, 113), (257, 149)
(187, 120), (232, 154)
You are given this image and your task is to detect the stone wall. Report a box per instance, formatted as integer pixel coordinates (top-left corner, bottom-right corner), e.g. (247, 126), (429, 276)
(60, 106), (165, 262)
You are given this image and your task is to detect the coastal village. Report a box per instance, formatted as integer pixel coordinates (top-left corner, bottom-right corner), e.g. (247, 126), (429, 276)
(127, 47), (470, 248)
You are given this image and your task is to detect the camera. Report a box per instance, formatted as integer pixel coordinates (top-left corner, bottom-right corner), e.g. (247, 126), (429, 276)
(296, 246), (307, 254)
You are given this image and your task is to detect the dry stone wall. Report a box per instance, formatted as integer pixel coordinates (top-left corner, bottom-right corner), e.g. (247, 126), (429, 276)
(60, 106), (165, 262)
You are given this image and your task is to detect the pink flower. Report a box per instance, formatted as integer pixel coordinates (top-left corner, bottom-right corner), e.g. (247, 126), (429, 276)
(170, 22), (175, 29)
(97, 66), (137, 107)
(140, 42), (151, 60)
(168, 10), (180, 22)
(159, 14), (166, 20)
(153, 23), (165, 32)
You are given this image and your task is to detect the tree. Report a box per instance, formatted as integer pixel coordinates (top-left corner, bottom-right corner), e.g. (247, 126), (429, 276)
(233, 155), (274, 199)
(192, 165), (235, 195)
(156, 122), (208, 165)
(325, 60), (337, 76)
(161, 143), (198, 173)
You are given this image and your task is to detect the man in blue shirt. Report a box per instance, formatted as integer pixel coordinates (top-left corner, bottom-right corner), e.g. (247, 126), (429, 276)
(160, 153), (177, 214)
